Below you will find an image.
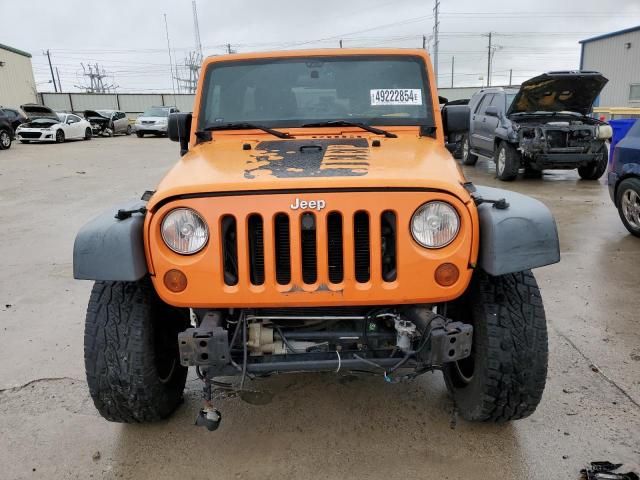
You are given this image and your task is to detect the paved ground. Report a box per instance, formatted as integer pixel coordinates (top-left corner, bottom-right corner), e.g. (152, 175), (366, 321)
(1, 136), (638, 480)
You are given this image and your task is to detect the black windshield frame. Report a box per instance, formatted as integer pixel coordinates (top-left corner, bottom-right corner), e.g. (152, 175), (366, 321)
(198, 55), (435, 131)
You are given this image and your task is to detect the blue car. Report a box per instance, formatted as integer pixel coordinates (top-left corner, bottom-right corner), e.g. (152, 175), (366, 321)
(608, 119), (640, 236)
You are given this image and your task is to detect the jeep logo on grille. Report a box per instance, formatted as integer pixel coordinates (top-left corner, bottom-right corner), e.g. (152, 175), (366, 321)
(290, 198), (326, 211)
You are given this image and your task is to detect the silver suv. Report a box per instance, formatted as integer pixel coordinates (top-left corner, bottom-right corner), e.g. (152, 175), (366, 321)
(135, 106), (179, 137)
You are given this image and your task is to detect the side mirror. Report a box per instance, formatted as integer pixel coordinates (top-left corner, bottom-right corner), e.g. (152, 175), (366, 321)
(168, 112), (192, 156)
(442, 105), (470, 136)
(485, 106), (499, 117)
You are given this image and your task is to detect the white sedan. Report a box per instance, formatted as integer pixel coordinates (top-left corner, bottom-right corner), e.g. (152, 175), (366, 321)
(16, 113), (93, 143)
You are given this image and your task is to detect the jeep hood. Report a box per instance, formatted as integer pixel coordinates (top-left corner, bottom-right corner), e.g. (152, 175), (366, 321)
(507, 71), (608, 116)
(20, 104), (59, 121)
(148, 135), (470, 210)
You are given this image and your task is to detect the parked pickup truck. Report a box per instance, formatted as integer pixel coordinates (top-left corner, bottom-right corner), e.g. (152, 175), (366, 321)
(461, 71), (612, 181)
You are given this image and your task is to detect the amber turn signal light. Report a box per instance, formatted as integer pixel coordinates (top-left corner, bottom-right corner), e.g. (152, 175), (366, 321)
(435, 263), (459, 287)
(164, 269), (188, 292)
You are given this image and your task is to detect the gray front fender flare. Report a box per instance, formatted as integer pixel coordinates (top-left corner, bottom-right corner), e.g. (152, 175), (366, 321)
(474, 186), (560, 276)
(73, 200), (148, 281)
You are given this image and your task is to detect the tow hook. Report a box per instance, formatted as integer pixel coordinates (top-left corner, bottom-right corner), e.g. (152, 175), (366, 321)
(195, 407), (222, 431)
(195, 378), (222, 431)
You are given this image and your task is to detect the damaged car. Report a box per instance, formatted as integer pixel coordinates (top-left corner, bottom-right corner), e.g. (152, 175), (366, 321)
(84, 110), (132, 136)
(463, 71), (612, 181)
(16, 110), (92, 143)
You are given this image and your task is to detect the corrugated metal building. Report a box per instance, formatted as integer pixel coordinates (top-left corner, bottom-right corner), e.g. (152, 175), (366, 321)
(0, 43), (38, 107)
(580, 25), (640, 108)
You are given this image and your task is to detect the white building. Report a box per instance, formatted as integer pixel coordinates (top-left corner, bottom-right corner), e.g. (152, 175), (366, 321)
(580, 26), (640, 108)
(0, 43), (38, 107)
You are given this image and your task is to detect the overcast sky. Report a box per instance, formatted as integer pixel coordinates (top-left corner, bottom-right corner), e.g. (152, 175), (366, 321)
(3, 0), (639, 93)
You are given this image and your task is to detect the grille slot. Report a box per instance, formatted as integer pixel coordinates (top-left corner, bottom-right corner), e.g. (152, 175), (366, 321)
(274, 214), (291, 285)
(221, 215), (238, 286)
(353, 211), (371, 283)
(300, 213), (317, 284)
(327, 212), (344, 283)
(381, 211), (397, 282)
(19, 132), (42, 139)
(248, 214), (265, 285)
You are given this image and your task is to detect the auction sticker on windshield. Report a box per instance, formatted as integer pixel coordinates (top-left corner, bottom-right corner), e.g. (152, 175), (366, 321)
(370, 89), (422, 106)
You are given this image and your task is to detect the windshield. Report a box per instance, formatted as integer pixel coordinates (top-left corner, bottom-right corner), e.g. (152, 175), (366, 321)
(143, 107), (170, 117)
(199, 56), (434, 129)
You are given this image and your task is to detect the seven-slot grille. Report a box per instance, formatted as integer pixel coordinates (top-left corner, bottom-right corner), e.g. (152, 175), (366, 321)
(221, 210), (397, 287)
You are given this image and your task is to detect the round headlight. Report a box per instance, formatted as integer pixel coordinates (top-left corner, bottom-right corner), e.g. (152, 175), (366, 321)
(161, 208), (209, 254)
(411, 201), (460, 248)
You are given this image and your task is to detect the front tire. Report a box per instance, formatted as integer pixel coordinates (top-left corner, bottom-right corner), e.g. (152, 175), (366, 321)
(55, 130), (65, 143)
(126, 125), (132, 135)
(0, 129), (12, 150)
(578, 144), (608, 180)
(84, 279), (190, 423)
(495, 142), (519, 181)
(136, 131), (144, 138)
(616, 178), (640, 237)
(84, 128), (92, 140)
(443, 270), (548, 422)
(461, 134), (478, 166)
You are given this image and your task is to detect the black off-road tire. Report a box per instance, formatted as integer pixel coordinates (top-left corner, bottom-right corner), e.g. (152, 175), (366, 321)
(578, 144), (608, 180)
(136, 131), (144, 138)
(84, 279), (190, 423)
(461, 133), (478, 166)
(443, 270), (548, 422)
(495, 141), (520, 181)
(616, 177), (640, 237)
(0, 129), (12, 150)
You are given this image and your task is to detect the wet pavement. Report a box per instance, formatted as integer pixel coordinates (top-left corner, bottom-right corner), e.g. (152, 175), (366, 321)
(0, 138), (638, 479)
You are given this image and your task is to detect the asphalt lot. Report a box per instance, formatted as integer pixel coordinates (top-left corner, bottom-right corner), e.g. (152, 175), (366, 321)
(1, 136), (639, 480)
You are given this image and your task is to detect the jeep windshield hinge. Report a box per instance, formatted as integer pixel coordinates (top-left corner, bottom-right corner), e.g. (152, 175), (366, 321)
(472, 194), (510, 210)
(114, 206), (147, 220)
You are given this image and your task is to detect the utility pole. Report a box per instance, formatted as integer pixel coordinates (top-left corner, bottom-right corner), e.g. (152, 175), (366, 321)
(422, 34), (426, 50)
(339, 39), (343, 48)
(509, 68), (513, 86)
(451, 56), (454, 88)
(164, 14), (178, 99)
(56, 67), (62, 92)
(44, 50), (58, 92)
(486, 32), (492, 87)
(433, 0), (440, 79)
(227, 43), (232, 54)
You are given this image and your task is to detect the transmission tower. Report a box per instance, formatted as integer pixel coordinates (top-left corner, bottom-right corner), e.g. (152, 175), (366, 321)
(174, 1), (204, 93)
(192, 0), (203, 60)
(76, 63), (118, 93)
(176, 52), (201, 93)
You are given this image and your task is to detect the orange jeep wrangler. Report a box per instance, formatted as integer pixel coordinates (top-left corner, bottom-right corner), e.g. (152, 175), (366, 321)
(74, 49), (560, 430)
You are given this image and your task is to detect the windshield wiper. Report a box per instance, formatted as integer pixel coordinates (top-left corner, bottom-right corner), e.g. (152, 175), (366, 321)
(300, 120), (397, 138)
(200, 122), (294, 139)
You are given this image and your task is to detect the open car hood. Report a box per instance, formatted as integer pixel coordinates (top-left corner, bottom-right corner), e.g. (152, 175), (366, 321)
(84, 110), (110, 123)
(507, 71), (608, 116)
(20, 104), (59, 121)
